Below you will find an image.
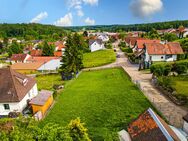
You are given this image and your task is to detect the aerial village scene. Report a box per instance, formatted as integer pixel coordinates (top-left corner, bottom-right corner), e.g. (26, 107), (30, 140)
(0, 0), (188, 141)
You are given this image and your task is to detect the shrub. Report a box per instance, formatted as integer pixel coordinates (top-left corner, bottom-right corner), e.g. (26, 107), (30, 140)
(173, 60), (188, 74)
(150, 63), (173, 76)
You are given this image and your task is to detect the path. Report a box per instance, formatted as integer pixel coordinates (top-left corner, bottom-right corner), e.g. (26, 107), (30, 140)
(84, 41), (187, 128)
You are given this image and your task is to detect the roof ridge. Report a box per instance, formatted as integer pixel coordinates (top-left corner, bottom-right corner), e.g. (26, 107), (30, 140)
(148, 108), (174, 141)
(9, 67), (20, 101)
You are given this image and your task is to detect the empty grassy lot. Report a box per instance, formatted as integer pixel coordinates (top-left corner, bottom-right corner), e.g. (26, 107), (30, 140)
(169, 76), (188, 97)
(41, 68), (153, 140)
(36, 74), (64, 91)
(83, 49), (116, 68)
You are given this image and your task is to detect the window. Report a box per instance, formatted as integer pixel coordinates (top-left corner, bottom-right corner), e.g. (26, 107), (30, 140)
(161, 56), (164, 59)
(3, 104), (10, 110)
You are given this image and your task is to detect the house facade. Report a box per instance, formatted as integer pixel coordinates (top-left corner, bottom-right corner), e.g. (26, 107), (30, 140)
(0, 68), (38, 116)
(137, 42), (184, 69)
(89, 39), (105, 52)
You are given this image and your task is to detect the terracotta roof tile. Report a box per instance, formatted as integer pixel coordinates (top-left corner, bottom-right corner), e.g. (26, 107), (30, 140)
(10, 54), (28, 62)
(11, 62), (43, 70)
(145, 42), (184, 55)
(136, 39), (160, 49)
(127, 108), (180, 141)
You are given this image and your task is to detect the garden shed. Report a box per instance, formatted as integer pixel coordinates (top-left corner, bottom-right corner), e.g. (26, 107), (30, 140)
(30, 90), (53, 116)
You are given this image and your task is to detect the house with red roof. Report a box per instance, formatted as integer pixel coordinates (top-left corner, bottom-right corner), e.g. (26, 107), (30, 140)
(136, 42), (184, 69)
(30, 49), (43, 56)
(10, 54), (31, 64)
(118, 108), (187, 141)
(125, 37), (144, 48)
(133, 39), (160, 53)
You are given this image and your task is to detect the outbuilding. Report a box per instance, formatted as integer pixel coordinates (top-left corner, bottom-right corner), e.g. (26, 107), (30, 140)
(30, 90), (53, 116)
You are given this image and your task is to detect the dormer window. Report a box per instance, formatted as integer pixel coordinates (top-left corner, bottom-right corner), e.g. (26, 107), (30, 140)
(23, 79), (28, 86)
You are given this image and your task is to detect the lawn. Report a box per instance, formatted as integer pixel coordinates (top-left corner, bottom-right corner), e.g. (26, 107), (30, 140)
(41, 68), (153, 140)
(169, 76), (188, 97)
(83, 49), (116, 68)
(35, 74), (64, 91)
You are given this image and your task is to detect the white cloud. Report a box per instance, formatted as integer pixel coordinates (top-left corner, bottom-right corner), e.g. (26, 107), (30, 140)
(130, 0), (163, 18)
(83, 0), (98, 5)
(84, 17), (95, 25)
(30, 12), (48, 23)
(75, 5), (82, 9)
(54, 13), (73, 26)
(77, 9), (84, 17)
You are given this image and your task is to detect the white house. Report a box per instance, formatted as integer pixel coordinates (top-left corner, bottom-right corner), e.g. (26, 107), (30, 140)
(10, 54), (31, 64)
(97, 34), (109, 42)
(89, 39), (105, 52)
(0, 68), (38, 116)
(143, 42), (184, 62)
(37, 59), (62, 72)
(137, 42), (184, 69)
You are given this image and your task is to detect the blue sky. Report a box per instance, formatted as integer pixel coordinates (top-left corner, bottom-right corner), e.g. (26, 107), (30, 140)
(0, 0), (188, 26)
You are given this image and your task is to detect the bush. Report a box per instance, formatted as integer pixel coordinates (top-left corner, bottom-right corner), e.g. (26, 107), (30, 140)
(173, 60), (188, 74)
(121, 47), (133, 53)
(150, 63), (173, 76)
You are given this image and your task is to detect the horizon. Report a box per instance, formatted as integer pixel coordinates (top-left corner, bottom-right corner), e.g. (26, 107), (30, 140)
(1, 0), (188, 26)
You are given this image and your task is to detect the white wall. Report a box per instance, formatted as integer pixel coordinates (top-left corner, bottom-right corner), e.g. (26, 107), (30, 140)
(37, 59), (61, 71)
(183, 121), (188, 134)
(0, 84), (38, 115)
(145, 50), (177, 62)
(90, 42), (104, 52)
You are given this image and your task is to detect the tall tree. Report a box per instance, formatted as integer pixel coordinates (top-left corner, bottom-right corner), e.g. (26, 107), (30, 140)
(8, 41), (23, 56)
(42, 41), (55, 56)
(60, 34), (83, 80)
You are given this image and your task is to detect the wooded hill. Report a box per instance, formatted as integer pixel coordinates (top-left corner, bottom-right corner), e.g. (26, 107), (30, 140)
(65, 20), (188, 32)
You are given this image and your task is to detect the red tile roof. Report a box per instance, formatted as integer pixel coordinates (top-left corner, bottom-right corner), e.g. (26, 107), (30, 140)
(145, 42), (184, 55)
(10, 54), (29, 62)
(125, 37), (144, 47)
(27, 56), (59, 63)
(136, 39), (160, 49)
(54, 51), (62, 57)
(127, 108), (180, 141)
(0, 68), (36, 102)
(30, 49), (43, 56)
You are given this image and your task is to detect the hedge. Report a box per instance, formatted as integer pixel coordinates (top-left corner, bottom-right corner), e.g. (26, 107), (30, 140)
(150, 60), (188, 76)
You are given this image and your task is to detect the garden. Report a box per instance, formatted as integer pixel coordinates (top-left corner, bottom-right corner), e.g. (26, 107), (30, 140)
(150, 60), (188, 105)
(83, 49), (116, 68)
(41, 68), (154, 140)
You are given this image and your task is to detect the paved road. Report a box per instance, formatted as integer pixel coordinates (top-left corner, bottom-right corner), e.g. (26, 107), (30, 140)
(84, 41), (187, 128)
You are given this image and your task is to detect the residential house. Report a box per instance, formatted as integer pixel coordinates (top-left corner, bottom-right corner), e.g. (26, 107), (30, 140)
(133, 39), (160, 52)
(54, 42), (65, 57)
(30, 49), (43, 56)
(0, 68), (38, 116)
(10, 54), (31, 64)
(97, 34), (109, 42)
(137, 42), (184, 69)
(11, 62), (44, 74)
(125, 37), (144, 48)
(157, 28), (176, 35)
(89, 39), (105, 52)
(118, 108), (187, 141)
(37, 59), (62, 72)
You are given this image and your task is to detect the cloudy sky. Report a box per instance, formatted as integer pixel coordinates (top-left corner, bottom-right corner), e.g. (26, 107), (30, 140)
(0, 0), (188, 26)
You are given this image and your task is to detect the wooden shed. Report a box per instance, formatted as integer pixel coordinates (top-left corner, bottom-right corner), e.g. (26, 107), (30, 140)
(30, 90), (53, 116)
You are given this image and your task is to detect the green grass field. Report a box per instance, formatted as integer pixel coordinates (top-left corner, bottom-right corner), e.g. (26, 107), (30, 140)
(83, 49), (116, 68)
(41, 68), (153, 140)
(169, 76), (188, 97)
(36, 74), (64, 91)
